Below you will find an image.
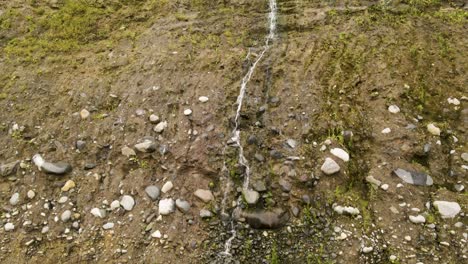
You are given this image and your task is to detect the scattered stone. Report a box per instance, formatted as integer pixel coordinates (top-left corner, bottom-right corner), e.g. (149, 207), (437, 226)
(330, 148), (349, 162)
(84, 163), (96, 170)
(4, 223), (14, 232)
(151, 230), (162, 238)
(58, 196), (68, 204)
(427, 123), (441, 136)
(103, 223), (114, 230)
(134, 138), (157, 153)
(380, 184), (389, 191)
(91, 208), (106, 218)
(61, 210), (72, 222)
(252, 181), (267, 192)
(135, 109), (146, 116)
(199, 209), (213, 218)
(149, 114), (160, 124)
(393, 168), (433, 186)
(120, 195), (135, 211)
(241, 208), (289, 229)
(175, 199), (190, 213)
(362, 247), (373, 254)
(321, 158), (340, 175)
(366, 176), (382, 186)
(254, 153), (265, 162)
(76, 140), (86, 150)
(9, 193), (19, 205)
(198, 96), (209, 103)
(158, 198), (175, 215)
(194, 189), (214, 203)
(404, 236), (411, 241)
(389, 255), (397, 261)
(154, 121), (167, 133)
(381, 128), (391, 134)
(32, 154), (72, 175)
(243, 189), (260, 205)
(161, 181), (173, 193)
(433, 201), (461, 218)
(121, 146), (136, 157)
(270, 150), (283, 159)
(41, 226), (49, 234)
(110, 200), (120, 210)
(27, 190), (35, 199)
(1, 161), (19, 177)
(145, 185), (160, 200)
(184, 109), (192, 116)
(61, 180), (76, 192)
(80, 109), (90, 119)
(447, 97), (460, 105)
(286, 139), (297, 149)
(388, 105), (400, 113)
(409, 215), (426, 224)
(278, 179), (291, 192)
(461, 153), (468, 162)
(334, 205), (360, 215)
(454, 184), (464, 192)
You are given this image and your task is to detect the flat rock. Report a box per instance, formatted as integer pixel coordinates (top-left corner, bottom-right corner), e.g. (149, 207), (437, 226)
(175, 199), (190, 213)
(433, 201), (461, 218)
(184, 109), (192, 116)
(200, 209), (212, 218)
(103, 223), (114, 230)
(145, 185), (160, 200)
(286, 139), (297, 149)
(243, 189), (260, 205)
(388, 105), (400, 113)
(278, 179), (291, 192)
(159, 198), (175, 215)
(194, 189), (214, 203)
(393, 168), (433, 186)
(321, 158), (340, 175)
(120, 195), (135, 211)
(330, 148), (349, 162)
(198, 96), (209, 103)
(241, 208), (289, 229)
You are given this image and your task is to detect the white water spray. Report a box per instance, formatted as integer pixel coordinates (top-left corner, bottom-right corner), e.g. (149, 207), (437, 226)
(222, 0), (277, 256)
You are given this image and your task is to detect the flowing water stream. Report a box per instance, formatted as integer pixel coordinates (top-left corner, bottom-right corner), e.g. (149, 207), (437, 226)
(221, 0), (278, 256)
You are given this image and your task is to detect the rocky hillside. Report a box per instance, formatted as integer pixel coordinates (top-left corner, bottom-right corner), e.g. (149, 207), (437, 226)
(0, 0), (467, 263)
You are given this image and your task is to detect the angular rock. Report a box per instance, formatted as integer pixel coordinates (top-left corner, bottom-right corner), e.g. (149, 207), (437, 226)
(243, 189), (260, 205)
(154, 121), (167, 133)
(91, 208), (106, 218)
(32, 154), (72, 175)
(433, 201), (461, 218)
(241, 208), (289, 229)
(194, 189), (214, 203)
(175, 199), (190, 213)
(61, 180), (76, 192)
(0, 161), (19, 177)
(393, 168), (433, 186)
(145, 185), (160, 200)
(134, 138), (157, 153)
(121, 146), (136, 157)
(4, 223), (14, 232)
(161, 181), (173, 193)
(427, 123), (441, 136)
(321, 158), (340, 175)
(278, 179), (291, 192)
(120, 195), (135, 211)
(330, 148), (350, 162)
(286, 139), (297, 149)
(159, 198), (175, 215)
(200, 209), (212, 218)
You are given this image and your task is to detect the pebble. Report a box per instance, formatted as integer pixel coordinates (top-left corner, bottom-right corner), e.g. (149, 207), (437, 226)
(286, 139), (298, 149)
(4, 223), (14, 231)
(145, 185), (160, 200)
(334, 205), (360, 215)
(393, 168), (433, 186)
(389, 255), (397, 261)
(80, 109), (90, 119)
(27, 190), (35, 199)
(159, 198), (175, 215)
(151, 230), (162, 238)
(243, 189), (260, 205)
(380, 184), (389, 191)
(149, 114), (160, 124)
(321, 158), (340, 175)
(58, 196), (68, 204)
(330, 148), (349, 162)
(76, 140), (86, 150)
(175, 199), (190, 213)
(409, 215), (426, 224)
(454, 184), (464, 192)
(184, 109), (192, 116)
(61, 180), (76, 192)
(461, 153), (468, 162)
(381, 128), (391, 134)
(9, 192), (19, 205)
(161, 181), (173, 193)
(154, 121), (167, 133)
(61, 210), (72, 222)
(427, 123), (441, 136)
(194, 189), (214, 203)
(110, 200), (120, 210)
(447, 97), (460, 105)
(41, 226), (49, 233)
(120, 195), (135, 211)
(91, 208), (106, 218)
(134, 138), (157, 153)
(135, 109), (146, 116)
(121, 146), (136, 157)
(200, 209), (212, 218)
(433, 201), (461, 218)
(103, 223), (114, 230)
(32, 154), (72, 175)
(362, 247), (373, 253)
(198, 96), (209, 103)
(404, 236), (411, 241)
(388, 105), (400, 113)
(366, 176), (382, 186)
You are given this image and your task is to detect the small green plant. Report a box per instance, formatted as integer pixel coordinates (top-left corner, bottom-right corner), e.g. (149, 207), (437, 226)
(269, 242), (279, 264)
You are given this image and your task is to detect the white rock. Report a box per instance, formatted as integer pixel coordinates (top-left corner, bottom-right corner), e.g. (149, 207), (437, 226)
(243, 189), (260, 205)
(61, 210), (72, 222)
(27, 190), (35, 199)
(103, 223), (114, 230)
(380, 184), (389, 191)
(120, 195), (135, 211)
(321, 158), (340, 175)
(433, 201), (461, 218)
(9, 193), (19, 205)
(161, 181), (173, 193)
(41, 226), (49, 233)
(461, 153), (468, 162)
(447, 97), (460, 105)
(334, 205), (360, 215)
(158, 198), (175, 215)
(183, 109), (192, 116)
(409, 215), (426, 224)
(198, 96), (209, 103)
(154, 121), (167, 133)
(194, 189), (214, 203)
(404, 235), (411, 241)
(427, 123), (441, 136)
(110, 200), (120, 210)
(80, 109), (90, 119)
(362, 247), (373, 253)
(330, 148), (349, 162)
(388, 105), (400, 113)
(381, 128), (391, 134)
(389, 255), (397, 261)
(58, 196), (68, 204)
(4, 223), (14, 231)
(91, 208), (106, 218)
(151, 230), (162, 238)
(149, 114), (160, 123)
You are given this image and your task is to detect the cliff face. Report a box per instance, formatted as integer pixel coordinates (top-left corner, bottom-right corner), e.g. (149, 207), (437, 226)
(0, 1), (467, 263)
